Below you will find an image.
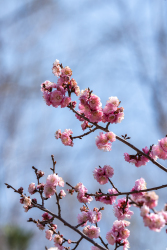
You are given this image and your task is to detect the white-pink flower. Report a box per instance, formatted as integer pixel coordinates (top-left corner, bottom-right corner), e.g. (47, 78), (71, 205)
(28, 183), (36, 195)
(83, 225), (100, 239)
(45, 230), (53, 241)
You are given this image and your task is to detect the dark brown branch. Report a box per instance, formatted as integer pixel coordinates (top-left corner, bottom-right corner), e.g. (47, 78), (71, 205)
(99, 236), (109, 249)
(72, 127), (98, 140)
(72, 237), (83, 250)
(87, 184), (167, 197)
(108, 179), (121, 194)
(51, 155), (56, 173)
(55, 191), (61, 217)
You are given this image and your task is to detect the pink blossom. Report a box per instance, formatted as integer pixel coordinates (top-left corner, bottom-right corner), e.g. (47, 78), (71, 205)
(53, 235), (63, 245)
(51, 90), (64, 107)
(144, 191), (158, 208)
(37, 223), (45, 230)
(28, 183), (36, 195)
(61, 66), (72, 77)
(96, 132), (116, 151)
(41, 80), (56, 93)
(83, 225), (100, 239)
(45, 230), (53, 241)
(43, 92), (52, 106)
(75, 183), (93, 204)
(131, 178), (147, 202)
(143, 213), (166, 232)
(140, 205), (150, 217)
(46, 174), (59, 186)
(23, 196), (31, 206)
(79, 89), (89, 105)
(60, 96), (71, 108)
(114, 197), (134, 220)
(88, 210), (102, 224)
(55, 129), (61, 139)
(152, 142), (167, 160)
(103, 165), (114, 178)
(77, 211), (89, 227)
(54, 244), (64, 250)
(81, 121), (89, 130)
(44, 183), (56, 198)
(88, 94), (101, 110)
(88, 110), (103, 123)
(95, 188), (117, 205)
(60, 190), (66, 197)
(42, 212), (52, 220)
(61, 129), (73, 147)
(52, 59), (61, 77)
(93, 167), (108, 185)
(58, 177), (64, 187)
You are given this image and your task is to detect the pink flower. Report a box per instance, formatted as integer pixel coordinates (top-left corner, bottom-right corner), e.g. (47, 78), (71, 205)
(144, 191), (158, 208)
(83, 225), (100, 239)
(140, 205), (150, 217)
(95, 188), (117, 205)
(88, 110), (103, 123)
(60, 190), (66, 197)
(55, 129), (61, 139)
(143, 213), (166, 232)
(77, 211), (89, 227)
(81, 121), (89, 131)
(23, 196), (31, 206)
(79, 89), (89, 105)
(45, 230), (53, 241)
(58, 177), (64, 187)
(53, 235), (63, 245)
(44, 184), (56, 198)
(103, 165), (114, 178)
(42, 212), (52, 220)
(93, 165), (114, 185)
(28, 183), (36, 195)
(52, 59), (61, 77)
(131, 178), (147, 202)
(113, 197), (134, 220)
(95, 132), (116, 151)
(46, 174), (59, 186)
(61, 129), (73, 147)
(93, 167), (108, 185)
(61, 66), (72, 77)
(88, 94), (101, 110)
(51, 90), (64, 108)
(75, 183), (93, 204)
(61, 96), (71, 108)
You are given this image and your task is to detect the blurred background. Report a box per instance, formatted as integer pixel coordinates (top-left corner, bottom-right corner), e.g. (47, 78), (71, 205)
(0, 0), (167, 249)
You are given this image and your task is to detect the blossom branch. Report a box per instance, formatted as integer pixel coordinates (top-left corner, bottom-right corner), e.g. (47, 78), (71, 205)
(86, 184), (167, 197)
(5, 183), (107, 250)
(68, 105), (167, 173)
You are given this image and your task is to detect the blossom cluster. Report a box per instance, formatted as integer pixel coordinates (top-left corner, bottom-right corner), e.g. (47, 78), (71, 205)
(93, 165), (114, 184)
(95, 132), (116, 151)
(77, 207), (102, 227)
(102, 96), (124, 124)
(74, 182), (93, 204)
(124, 137), (167, 168)
(106, 220), (130, 249)
(41, 59), (80, 108)
(55, 129), (73, 147)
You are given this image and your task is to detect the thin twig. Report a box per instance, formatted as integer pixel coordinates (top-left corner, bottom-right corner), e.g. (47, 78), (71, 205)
(72, 127), (98, 140)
